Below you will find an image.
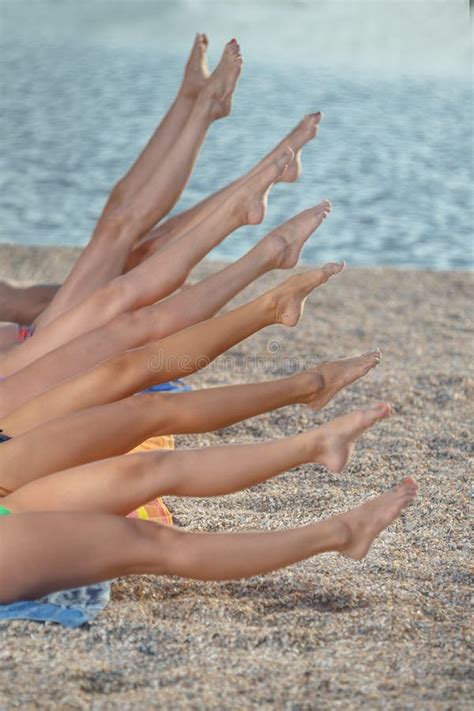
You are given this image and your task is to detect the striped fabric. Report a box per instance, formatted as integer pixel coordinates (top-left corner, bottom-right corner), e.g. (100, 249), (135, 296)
(17, 325), (35, 342)
(126, 434), (175, 526)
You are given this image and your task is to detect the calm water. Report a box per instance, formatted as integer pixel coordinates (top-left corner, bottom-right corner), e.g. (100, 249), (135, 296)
(0, 0), (472, 269)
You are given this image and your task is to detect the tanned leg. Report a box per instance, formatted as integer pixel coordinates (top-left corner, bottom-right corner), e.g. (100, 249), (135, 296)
(31, 39), (241, 334)
(2, 197), (331, 400)
(0, 282), (59, 325)
(1, 149), (290, 378)
(117, 33), (211, 203)
(4, 403), (392, 513)
(0, 352), (381, 489)
(0, 323), (20, 352)
(0, 478), (418, 603)
(0, 264), (344, 431)
(126, 112), (323, 270)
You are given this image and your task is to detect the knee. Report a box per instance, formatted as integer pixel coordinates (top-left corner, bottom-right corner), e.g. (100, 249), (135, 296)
(94, 198), (135, 243)
(126, 518), (186, 576)
(109, 179), (127, 208)
(101, 349), (137, 394)
(94, 277), (133, 321)
(145, 523), (190, 576)
(133, 392), (178, 433)
(120, 307), (155, 345)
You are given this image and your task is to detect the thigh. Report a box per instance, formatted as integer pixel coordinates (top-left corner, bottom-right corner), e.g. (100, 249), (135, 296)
(0, 510), (164, 603)
(1, 449), (171, 516)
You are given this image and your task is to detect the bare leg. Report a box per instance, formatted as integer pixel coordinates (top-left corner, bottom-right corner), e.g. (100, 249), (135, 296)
(1, 149), (291, 378)
(0, 323), (20, 352)
(117, 34), (211, 203)
(0, 352), (381, 488)
(2, 198), (328, 400)
(4, 403), (392, 513)
(32, 40), (242, 332)
(250, 112), (322, 183)
(0, 478), (418, 603)
(0, 282), (59, 325)
(126, 112), (323, 270)
(0, 264), (344, 431)
(120, 42), (243, 243)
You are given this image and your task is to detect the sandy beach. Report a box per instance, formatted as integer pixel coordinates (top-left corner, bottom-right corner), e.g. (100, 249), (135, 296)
(0, 244), (472, 709)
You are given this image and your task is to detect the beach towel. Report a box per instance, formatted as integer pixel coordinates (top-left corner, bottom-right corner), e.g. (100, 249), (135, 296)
(142, 379), (193, 394)
(127, 434), (175, 525)
(126, 378), (191, 524)
(0, 584), (112, 628)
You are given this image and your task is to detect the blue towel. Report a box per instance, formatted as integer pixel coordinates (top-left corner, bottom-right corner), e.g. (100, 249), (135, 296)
(142, 379), (193, 393)
(0, 583), (111, 628)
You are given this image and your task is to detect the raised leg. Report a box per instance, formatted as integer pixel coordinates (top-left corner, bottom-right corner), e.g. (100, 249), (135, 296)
(117, 33), (211, 203)
(126, 112), (323, 270)
(1, 197), (329, 399)
(1, 148), (291, 378)
(0, 478), (418, 603)
(4, 402), (391, 511)
(0, 264), (345, 431)
(31, 39), (242, 333)
(0, 352), (381, 488)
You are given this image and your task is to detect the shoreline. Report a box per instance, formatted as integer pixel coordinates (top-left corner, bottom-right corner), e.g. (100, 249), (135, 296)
(0, 243), (472, 708)
(0, 243), (473, 285)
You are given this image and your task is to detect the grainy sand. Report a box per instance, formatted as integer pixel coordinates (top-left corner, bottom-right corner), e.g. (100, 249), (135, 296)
(0, 245), (472, 710)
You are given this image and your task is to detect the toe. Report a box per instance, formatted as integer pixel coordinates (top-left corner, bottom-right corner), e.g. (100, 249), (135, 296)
(367, 401), (392, 421)
(323, 260), (345, 276)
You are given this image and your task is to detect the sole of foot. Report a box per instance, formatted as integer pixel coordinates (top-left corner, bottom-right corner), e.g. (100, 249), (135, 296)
(264, 199), (332, 269)
(198, 39), (243, 120)
(316, 402), (392, 472)
(273, 261), (345, 326)
(181, 33), (210, 99)
(306, 350), (382, 410)
(337, 477), (419, 560)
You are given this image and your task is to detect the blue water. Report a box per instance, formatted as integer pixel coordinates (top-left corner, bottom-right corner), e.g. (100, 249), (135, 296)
(0, 0), (472, 269)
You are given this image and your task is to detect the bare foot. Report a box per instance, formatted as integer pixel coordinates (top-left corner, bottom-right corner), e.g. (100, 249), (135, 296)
(271, 262), (345, 326)
(305, 350), (382, 410)
(251, 112), (322, 184)
(181, 33), (210, 99)
(196, 39), (243, 120)
(277, 113), (322, 183)
(233, 148), (294, 225)
(259, 199), (332, 269)
(336, 478), (419, 560)
(314, 402), (393, 472)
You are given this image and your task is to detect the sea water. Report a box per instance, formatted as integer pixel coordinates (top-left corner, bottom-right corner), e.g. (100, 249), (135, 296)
(0, 0), (472, 269)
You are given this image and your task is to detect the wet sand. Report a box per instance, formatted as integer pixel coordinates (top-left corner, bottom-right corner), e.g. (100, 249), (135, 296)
(0, 245), (472, 709)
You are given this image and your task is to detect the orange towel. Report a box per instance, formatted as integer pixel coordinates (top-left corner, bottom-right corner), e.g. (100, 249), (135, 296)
(126, 435), (174, 526)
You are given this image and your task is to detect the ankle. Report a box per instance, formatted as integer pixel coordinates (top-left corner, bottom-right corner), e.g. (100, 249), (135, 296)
(190, 93), (214, 125)
(249, 239), (277, 272)
(260, 290), (280, 325)
(326, 516), (353, 552)
(297, 370), (325, 405)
